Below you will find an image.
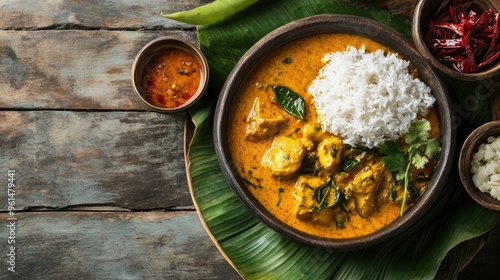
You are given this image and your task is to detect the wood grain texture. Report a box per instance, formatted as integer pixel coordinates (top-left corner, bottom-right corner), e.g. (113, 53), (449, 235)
(0, 211), (240, 280)
(0, 111), (191, 210)
(0, 0), (211, 30)
(0, 30), (198, 110)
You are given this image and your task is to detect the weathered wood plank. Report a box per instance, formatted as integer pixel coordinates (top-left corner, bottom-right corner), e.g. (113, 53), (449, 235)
(0, 0), (211, 30)
(0, 111), (192, 210)
(0, 30), (199, 110)
(0, 211), (240, 280)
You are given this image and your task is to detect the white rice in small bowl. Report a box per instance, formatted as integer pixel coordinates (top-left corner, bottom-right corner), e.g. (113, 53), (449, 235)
(471, 136), (500, 201)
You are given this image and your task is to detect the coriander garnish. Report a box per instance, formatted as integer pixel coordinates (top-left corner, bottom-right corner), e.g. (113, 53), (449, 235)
(379, 119), (441, 216)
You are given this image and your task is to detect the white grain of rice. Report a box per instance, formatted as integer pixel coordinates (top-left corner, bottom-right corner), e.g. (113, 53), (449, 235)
(308, 46), (435, 148)
(471, 136), (500, 201)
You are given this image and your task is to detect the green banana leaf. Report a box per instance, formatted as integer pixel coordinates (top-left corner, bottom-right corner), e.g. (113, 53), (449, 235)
(186, 0), (500, 279)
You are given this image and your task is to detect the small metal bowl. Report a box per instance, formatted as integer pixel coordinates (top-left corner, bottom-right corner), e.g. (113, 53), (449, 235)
(459, 120), (500, 211)
(412, 0), (500, 81)
(131, 36), (209, 113)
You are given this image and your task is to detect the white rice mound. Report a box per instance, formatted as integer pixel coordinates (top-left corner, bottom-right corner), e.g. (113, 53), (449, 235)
(308, 46), (435, 148)
(471, 136), (500, 201)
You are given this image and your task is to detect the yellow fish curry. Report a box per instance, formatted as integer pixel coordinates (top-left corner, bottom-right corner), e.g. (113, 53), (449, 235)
(227, 33), (440, 239)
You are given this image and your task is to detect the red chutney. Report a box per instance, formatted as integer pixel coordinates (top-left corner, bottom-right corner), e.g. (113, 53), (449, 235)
(142, 48), (201, 108)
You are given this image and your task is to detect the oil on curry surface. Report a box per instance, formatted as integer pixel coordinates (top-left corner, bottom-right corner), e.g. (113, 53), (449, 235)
(227, 33), (439, 239)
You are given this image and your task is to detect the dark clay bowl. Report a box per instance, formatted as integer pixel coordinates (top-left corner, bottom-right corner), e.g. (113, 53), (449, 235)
(412, 0), (500, 81)
(459, 121), (500, 211)
(214, 15), (455, 250)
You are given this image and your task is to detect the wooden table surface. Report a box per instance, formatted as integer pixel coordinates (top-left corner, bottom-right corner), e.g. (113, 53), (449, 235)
(0, 0), (498, 279)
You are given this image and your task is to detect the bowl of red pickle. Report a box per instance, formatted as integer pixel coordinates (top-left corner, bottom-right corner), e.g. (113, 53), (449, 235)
(412, 0), (500, 80)
(131, 36), (209, 113)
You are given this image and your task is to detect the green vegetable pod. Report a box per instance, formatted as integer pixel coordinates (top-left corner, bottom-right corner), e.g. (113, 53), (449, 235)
(162, 0), (260, 26)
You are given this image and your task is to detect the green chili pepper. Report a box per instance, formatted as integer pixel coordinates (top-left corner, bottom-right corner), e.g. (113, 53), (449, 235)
(161, 0), (259, 26)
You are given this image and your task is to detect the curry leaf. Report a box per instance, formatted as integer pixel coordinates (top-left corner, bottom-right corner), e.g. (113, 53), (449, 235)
(272, 85), (306, 119)
(341, 157), (359, 172)
(314, 177), (335, 209)
(242, 177), (263, 189)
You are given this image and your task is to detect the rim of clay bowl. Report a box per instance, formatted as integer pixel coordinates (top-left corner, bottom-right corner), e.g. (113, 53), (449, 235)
(214, 14), (455, 250)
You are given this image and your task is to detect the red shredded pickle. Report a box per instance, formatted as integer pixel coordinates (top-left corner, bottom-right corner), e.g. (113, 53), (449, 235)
(425, 0), (500, 73)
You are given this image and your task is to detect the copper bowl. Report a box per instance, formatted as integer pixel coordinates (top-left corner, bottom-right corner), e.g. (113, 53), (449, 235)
(131, 36), (209, 113)
(412, 0), (500, 81)
(214, 14), (455, 250)
(459, 121), (500, 211)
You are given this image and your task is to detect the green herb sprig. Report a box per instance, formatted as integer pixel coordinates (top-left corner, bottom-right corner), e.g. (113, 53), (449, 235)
(379, 119), (441, 216)
(313, 176), (337, 209)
